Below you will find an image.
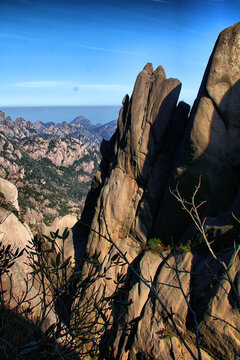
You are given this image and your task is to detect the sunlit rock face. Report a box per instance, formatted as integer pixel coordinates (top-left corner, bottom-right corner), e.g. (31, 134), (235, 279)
(0, 178), (56, 329)
(82, 62), (187, 262)
(78, 22), (240, 360)
(0, 177), (19, 211)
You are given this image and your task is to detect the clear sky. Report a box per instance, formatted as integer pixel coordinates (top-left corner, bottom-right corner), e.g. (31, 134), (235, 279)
(0, 0), (239, 107)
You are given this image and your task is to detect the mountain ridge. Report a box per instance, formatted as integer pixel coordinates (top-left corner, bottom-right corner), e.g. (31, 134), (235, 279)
(0, 110), (117, 143)
(0, 110), (117, 227)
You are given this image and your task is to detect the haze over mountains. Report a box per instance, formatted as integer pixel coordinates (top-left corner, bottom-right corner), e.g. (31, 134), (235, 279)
(0, 111), (117, 143)
(0, 110), (117, 226)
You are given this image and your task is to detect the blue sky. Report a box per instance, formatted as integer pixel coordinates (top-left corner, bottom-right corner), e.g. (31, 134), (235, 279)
(0, 0), (239, 107)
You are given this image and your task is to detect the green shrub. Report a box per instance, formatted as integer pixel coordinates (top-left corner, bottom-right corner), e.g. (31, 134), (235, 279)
(147, 238), (164, 253)
(157, 326), (177, 340)
(181, 245), (191, 253)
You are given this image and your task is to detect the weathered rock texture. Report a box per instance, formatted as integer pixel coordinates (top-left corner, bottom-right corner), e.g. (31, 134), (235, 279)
(38, 214), (76, 265)
(0, 177), (19, 211)
(0, 178), (56, 329)
(82, 63), (188, 260)
(154, 21), (240, 242)
(78, 23), (240, 360)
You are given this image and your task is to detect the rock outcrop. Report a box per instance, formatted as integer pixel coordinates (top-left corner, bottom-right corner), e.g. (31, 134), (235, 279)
(38, 214), (77, 265)
(0, 177), (19, 211)
(154, 21), (240, 242)
(20, 136), (97, 167)
(0, 178), (56, 329)
(78, 22), (240, 359)
(82, 63), (189, 260)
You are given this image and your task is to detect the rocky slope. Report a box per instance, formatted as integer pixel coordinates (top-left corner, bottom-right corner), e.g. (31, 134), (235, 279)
(0, 112), (117, 226)
(77, 22), (240, 359)
(0, 130), (100, 226)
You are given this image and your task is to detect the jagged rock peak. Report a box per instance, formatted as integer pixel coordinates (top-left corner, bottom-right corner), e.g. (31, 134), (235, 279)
(80, 62), (188, 261)
(70, 115), (93, 128)
(114, 63), (182, 184)
(206, 21), (240, 122)
(142, 62), (153, 73)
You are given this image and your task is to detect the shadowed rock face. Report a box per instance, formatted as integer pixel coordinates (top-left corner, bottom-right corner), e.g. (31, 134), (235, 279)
(153, 21), (240, 242)
(78, 23), (240, 360)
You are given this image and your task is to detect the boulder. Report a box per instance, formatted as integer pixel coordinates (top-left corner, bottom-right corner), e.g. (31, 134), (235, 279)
(38, 215), (76, 265)
(0, 177), (19, 211)
(51, 214), (77, 229)
(0, 179), (56, 330)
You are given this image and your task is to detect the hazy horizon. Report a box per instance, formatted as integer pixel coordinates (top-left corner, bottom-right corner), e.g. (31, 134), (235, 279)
(1, 105), (121, 124)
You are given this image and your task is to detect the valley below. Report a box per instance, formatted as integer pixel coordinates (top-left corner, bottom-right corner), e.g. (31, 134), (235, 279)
(0, 111), (117, 227)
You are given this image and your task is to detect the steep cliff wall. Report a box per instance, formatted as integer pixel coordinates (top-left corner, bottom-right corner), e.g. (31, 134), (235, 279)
(154, 21), (240, 242)
(78, 23), (240, 360)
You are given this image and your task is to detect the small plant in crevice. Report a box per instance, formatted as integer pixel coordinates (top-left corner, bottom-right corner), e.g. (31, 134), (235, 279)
(180, 245), (191, 253)
(147, 238), (164, 253)
(178, 240), (192, 254)
(147, 237), (171, 253)
(156, 326), (177, 340)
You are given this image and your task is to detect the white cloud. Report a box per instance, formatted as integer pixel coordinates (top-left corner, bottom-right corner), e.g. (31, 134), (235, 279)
(187, 60), (206, 67)
(11, 81), (131, 91)
(150, 0), (170, 3)
(0, 33), (37, 42)
(12, 81), (69, 88)
(17, 0), (32, 4)
(75, 44), (147, 57)
(12, 81), (64, 88)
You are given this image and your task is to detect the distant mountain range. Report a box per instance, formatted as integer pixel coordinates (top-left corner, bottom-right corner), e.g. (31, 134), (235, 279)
(0, 111), (117, 143)
(0, 110), (117, 228)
